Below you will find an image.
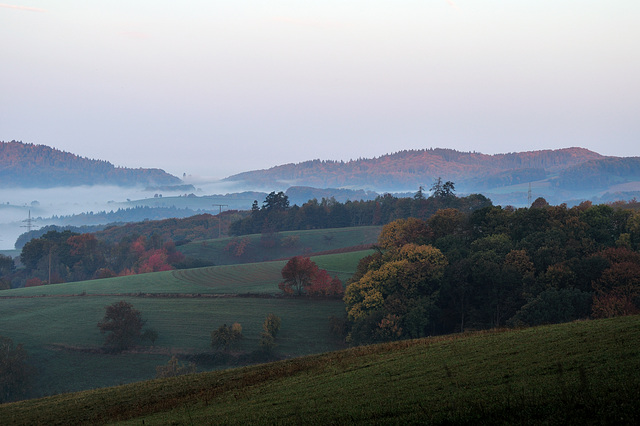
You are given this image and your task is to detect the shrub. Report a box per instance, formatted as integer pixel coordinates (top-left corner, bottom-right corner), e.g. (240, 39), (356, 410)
(211, 323), (243, 352)
(155, 356), (196, 378)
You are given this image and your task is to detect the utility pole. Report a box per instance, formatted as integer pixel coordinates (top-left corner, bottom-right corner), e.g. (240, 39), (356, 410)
(212, 204), (228, 238)
(527, 183), (532, 207)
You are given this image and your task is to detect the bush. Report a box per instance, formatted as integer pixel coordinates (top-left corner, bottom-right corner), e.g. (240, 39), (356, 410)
(155, 356), (196, 378)
(0, 336), (33, 403)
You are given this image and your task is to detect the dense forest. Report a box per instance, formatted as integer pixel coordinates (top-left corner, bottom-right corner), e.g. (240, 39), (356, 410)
(342, 198), (640, 343)
(0, 141), (180, 187)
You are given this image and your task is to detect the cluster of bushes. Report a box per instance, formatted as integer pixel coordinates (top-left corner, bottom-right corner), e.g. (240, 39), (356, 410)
(343, 199), (640, 344)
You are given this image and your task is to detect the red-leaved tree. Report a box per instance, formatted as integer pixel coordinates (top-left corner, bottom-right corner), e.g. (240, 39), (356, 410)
(279, 256), (319, 295)
(306, 269), (344, 297)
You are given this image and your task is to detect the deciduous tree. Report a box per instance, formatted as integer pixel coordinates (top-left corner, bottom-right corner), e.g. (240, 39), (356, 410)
(279, 256), (319, 295)
(97, 301), (146, 352)
(344, 243), (447, 342)
(259, 314), (281, 352)
(211, 322), (243, 352)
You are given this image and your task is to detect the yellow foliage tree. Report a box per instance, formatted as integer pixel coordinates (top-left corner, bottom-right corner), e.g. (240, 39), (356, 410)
(344, 243), (447, 341)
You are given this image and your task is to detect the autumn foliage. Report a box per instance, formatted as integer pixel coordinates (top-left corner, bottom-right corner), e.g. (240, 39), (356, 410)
(345, 202), (640, 343)
(17, 231), (185, 286)
(279, 256), (343, 297)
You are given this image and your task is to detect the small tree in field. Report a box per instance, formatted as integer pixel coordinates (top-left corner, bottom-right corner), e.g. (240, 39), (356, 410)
(211, 322), (243, 352)
(259, 314), (281, 352)
(156, 356), (196, 378)
(279, 256), (319, 295)
(142, 328), (159, 345)
(97, 300), (145, 352)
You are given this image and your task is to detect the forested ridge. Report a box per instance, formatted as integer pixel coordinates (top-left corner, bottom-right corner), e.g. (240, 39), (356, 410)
(0, 140), (180, 187)
(225, 147), (606, 190)
(557, 157), (640, 189)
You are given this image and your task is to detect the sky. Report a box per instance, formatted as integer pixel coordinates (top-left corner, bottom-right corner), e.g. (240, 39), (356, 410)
(1, 1), (639, 181)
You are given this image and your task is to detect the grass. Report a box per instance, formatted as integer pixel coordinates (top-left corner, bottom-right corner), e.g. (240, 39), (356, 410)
(2, 316), (639, 424)
(0, 250), (369, 399)
(0, 296), (347, 398)
(0, 251), (371, 297)
(178, 226), (381, 265)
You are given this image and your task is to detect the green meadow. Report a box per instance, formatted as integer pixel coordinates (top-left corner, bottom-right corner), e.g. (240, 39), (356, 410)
(177, 226), (381, 265)
(0, 250), (371, 398)
(2, 316), (639, 424)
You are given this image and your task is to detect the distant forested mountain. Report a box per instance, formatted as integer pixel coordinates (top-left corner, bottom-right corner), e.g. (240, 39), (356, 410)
(0, 140), (181, 187)
(557, 157), (640, 190)
(224, 147), (606, 191)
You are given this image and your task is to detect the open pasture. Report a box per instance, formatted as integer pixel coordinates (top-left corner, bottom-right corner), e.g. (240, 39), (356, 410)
(178, 226), (381, 265)
(0, 250), (367, 398)
(0, 295), (346, 398)
(2, 316), (639, 424)
(1, 251), (370, 298)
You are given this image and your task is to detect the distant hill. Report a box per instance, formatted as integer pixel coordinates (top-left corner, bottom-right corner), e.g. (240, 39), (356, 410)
(224, 147), (604, 191)
(557, 157), (640, 190)
(0, 140), (181, 188)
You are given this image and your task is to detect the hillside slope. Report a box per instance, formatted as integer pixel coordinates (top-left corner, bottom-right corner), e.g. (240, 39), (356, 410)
(224, 147), (605, 191)
(0, 141), (181, 188)
(2, 316), (639, 424)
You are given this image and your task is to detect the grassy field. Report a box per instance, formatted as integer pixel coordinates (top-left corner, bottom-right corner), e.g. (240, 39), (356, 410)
(0, 296), (347, 398)
(2, 315), (639, 424)
(0, 250), (371, 399)
(178, 226), (381, 265)
(0, 250), (371, 297)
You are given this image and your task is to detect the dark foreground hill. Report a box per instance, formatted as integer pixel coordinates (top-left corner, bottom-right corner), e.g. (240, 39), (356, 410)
(0, 140), (181, 188)
(2, 316), (638, 425)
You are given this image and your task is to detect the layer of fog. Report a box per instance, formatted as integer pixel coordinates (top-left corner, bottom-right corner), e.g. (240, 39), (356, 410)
(0, 180), (268, 250)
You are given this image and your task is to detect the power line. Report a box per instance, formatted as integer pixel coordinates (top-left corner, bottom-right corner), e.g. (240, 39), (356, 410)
(21, 209), (38, 233)
(212, 204), (228, 238)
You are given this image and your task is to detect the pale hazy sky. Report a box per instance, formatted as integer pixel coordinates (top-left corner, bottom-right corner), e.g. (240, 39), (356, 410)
(2, 1), (639, 180)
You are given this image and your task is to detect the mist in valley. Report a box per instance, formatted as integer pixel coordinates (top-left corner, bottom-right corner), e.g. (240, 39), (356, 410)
(0, 180), (264, 250)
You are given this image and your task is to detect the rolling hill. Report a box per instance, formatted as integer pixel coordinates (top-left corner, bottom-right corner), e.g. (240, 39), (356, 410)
(0, 140), (182, 188)
(224, 147), (607, 191)
(2, 315), (638, 424)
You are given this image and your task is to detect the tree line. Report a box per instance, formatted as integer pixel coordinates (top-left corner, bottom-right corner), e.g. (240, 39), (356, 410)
(229, 186), (492, 236)
(342, 197), (640, 344)
(5, 230), (188, 287)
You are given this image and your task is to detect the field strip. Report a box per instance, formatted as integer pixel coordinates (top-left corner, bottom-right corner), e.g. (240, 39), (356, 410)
(171, 262), (284, 288)
(0, 292), (282, 299)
